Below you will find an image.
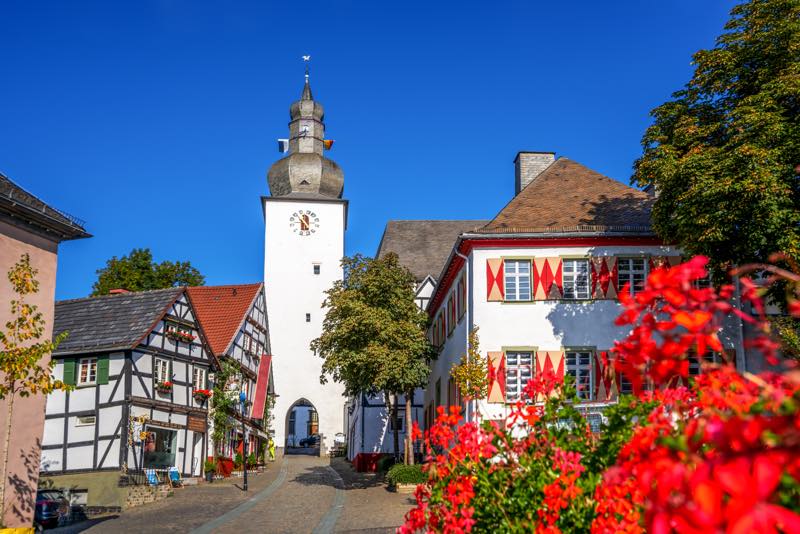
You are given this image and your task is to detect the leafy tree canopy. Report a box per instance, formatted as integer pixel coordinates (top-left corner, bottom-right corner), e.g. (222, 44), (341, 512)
(311, 253), (434, 397)
(91, 248), (205, 296)
(633, 0), (800, 273)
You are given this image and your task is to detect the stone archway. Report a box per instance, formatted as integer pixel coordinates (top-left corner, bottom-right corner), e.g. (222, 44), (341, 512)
(284, 398), (319, 455)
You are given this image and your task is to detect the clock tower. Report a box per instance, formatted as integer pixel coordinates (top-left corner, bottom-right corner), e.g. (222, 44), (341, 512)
(263, 74), (347, 453)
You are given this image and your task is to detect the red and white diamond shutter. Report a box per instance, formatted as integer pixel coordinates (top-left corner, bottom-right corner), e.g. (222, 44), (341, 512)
(533, 258), (563, 300)
(590, 257), (619, 299)
(487, 351), (506, 403)
(486, 259), (504, 301)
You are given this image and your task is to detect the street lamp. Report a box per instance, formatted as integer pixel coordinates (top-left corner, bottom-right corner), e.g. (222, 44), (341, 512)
(239, 389), (248, 491)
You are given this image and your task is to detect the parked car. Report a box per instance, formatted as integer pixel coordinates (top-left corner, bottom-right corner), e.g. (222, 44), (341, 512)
(299, 434), (320, 447)
(34, 489), (70, 530)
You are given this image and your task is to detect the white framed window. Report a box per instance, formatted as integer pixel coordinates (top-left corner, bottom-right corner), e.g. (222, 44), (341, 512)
(76, 415), (96, 426)
(78, 358), (97, 385)
(688, 352), (721, 376)
(563, 260), (590, 300)
(618, 258), (647, 296)
(505, 351), (533, 402)
(154, 358), (170, 384)
(504, 260), (531, 301)
(193, 368), (206, 390)
(566, 351), (593, 400)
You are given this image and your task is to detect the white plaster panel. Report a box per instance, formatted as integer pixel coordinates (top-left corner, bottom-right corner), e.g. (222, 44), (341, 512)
(99, 406), (122, 435)
(173, 361), (187, 382)
(69, 387), (96, 412)
(133, 351), (151, 374)
(40, 449), (62, 473)
(130, 405), (149, 417)
(67, 446), (94, 470)
(68, 417), (96, 442)
(46, 388), (66, 414)
(42, 418), (64, 446)
(109, 352), (125, 374)
(171, 413), (187, 425)
(98, 438), (120, 467)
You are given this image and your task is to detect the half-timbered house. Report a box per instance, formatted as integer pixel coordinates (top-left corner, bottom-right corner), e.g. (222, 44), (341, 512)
(187, 283), (274, 473)
(39, 288), (214, 510)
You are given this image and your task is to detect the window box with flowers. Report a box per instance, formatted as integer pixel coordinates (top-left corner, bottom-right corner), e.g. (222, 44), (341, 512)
(193, 389), (212, 403)
(166, 328), (195, 343)
(155, 381), (173, 395)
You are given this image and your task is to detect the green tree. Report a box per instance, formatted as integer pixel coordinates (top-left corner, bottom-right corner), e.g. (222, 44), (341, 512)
(450, 328), (489, 421)
(311, 253), (434, 464)
(0, 254), (69, 524)
(91, 248), (205, 296)
(633, 0), (800, 273)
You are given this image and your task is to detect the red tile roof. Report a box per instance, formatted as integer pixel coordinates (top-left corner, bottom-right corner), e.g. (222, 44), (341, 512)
(186, 283), (262, 356)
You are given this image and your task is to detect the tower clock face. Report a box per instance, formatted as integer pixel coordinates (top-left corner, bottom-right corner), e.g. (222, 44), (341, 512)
(289, 210), (320, 236)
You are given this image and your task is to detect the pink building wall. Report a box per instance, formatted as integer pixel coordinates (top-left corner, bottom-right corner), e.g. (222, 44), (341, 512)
(0, 219), (59, 529)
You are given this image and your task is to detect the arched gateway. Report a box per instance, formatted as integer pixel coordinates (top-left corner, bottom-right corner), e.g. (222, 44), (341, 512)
(263, 73), (346, 455)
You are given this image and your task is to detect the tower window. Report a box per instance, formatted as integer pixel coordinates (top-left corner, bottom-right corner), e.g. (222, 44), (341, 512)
(313, 264), (320, 275)
(306, 313), (311, 322)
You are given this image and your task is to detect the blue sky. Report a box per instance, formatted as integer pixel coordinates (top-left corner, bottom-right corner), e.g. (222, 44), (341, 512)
(1, 0), (736, 300)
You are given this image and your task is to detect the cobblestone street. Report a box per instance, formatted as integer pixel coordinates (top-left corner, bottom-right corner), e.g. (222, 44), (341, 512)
(51, 455), (413, 534)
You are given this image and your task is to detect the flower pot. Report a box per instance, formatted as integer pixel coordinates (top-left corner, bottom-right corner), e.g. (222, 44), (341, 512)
(205, 472), (214, 483)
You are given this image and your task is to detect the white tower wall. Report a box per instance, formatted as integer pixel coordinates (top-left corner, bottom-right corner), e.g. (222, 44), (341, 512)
(264, 197), (347, 451)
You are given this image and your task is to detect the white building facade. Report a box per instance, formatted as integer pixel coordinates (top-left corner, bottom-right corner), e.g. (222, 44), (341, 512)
(263, 77), (346, 453)
(422, 153), (742, 427)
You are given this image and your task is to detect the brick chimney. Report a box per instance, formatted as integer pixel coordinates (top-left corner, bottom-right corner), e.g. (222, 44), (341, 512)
(109, 288), (130, 295)
(515, 151), (555, 195)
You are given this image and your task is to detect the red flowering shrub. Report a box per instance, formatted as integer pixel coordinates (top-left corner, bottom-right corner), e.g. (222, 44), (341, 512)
(401, 256), (800, 533)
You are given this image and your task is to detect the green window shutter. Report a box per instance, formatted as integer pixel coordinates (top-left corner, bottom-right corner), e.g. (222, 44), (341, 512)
(63, 358), (76, 386)
(97, 356), (110, 385)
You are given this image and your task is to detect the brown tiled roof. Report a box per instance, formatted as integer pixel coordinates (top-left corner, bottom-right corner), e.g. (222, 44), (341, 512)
(377, 220), (488, 282)
(479, 158), (654, 234)
(186, 283), (262, 356)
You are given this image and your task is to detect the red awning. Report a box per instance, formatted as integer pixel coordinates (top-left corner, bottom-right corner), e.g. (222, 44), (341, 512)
(250, 355), (272, 419)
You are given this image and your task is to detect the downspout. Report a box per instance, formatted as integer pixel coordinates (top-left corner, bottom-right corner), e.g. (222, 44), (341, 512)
(733, 276), (748, 372)
(360, 392), (365, 454)
(454, 247), (472, 423)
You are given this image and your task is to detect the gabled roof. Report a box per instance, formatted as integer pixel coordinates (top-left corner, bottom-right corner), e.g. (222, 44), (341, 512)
(479, 158), (654, 234)
(377, 220), (488, 283)
(53, 288), (183, 356)
(0, 172), (91, 241)
(186, 283), (263, 357)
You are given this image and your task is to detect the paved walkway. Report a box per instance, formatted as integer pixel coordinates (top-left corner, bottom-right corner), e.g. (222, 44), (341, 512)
(53, 455), (413, 534)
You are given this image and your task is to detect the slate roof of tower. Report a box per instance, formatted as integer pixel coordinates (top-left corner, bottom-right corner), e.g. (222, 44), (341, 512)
(186, 283), (263, 357)
(377, 220), (489, 282)
(53, 288), (183, 355)
(479, 158), (654, 234)
(0, 172), (91, 240)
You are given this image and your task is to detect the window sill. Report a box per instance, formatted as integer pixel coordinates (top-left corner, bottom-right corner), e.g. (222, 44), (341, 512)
(75, 383), (97, 389)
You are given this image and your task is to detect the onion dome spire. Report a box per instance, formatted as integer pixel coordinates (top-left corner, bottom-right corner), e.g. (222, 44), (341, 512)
(266, 59), (344, 199)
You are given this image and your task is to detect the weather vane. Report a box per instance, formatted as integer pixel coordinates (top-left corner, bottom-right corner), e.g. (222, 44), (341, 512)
(302, 55), (311, 83)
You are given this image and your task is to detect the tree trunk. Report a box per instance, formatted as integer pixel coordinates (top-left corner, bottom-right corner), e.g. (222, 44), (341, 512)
(405, 390), (414, 465)
(1, 392), (15, 524)
(391, 393), (400, 461)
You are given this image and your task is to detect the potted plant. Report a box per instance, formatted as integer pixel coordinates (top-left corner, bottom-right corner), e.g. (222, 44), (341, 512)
(204, 460), (216, 483)
(247, 453), (257, 471)
(155, 381), (173, 394)
(386, 464), (426, 494)
(193, 389), (212, 403)
(233, 452), (243, 471)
